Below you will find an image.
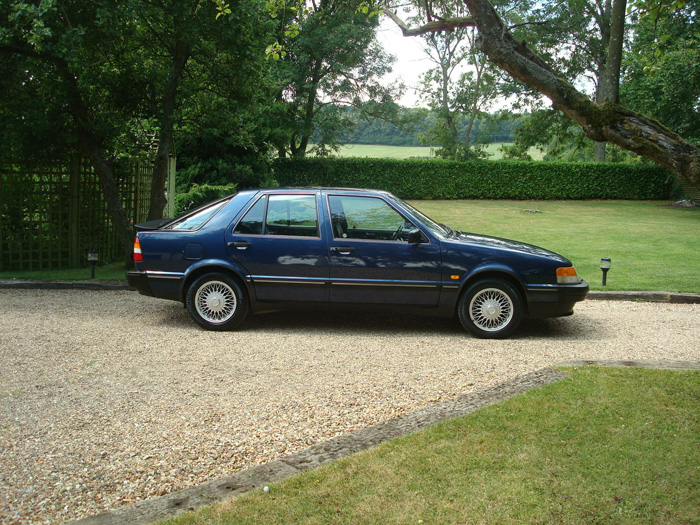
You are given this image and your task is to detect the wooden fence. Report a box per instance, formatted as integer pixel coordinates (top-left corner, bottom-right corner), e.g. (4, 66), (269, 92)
(0, 156), (151, 271)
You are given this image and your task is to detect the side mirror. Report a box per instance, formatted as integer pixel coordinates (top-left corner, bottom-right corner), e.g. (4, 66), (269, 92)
(407, 228), (428, 245)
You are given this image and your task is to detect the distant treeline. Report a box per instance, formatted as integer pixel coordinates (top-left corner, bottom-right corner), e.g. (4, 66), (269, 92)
(340, 107), (522, 146)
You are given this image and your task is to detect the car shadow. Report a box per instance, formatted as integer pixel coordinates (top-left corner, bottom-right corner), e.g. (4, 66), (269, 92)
(153, 304), (605, 340)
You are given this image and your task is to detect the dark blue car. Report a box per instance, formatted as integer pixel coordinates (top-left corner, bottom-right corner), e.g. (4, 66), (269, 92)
(127, 188), (588, 338)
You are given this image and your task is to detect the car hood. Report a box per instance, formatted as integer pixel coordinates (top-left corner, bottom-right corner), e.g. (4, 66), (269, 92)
(451, 232), (570, 263)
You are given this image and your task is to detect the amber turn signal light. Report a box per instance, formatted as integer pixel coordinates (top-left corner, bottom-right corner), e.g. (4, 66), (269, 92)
(556, 267), (579, 284)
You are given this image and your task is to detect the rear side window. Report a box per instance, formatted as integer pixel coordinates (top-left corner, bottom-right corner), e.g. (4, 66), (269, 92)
(233, 194), (319, 237)
(165, 199), (228, 231)
(234, 196), (266, 235)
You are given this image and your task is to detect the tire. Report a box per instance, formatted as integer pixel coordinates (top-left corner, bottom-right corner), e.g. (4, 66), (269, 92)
(458, 279), (523, 339)
(186, 273), (248, 331)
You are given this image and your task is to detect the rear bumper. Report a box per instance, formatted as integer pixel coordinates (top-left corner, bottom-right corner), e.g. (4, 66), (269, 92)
(127, 270), (183, 301)
(127, 270), (153, 297)
(526, 280), (590, 319)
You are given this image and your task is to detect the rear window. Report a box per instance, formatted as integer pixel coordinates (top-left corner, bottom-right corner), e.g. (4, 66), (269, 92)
(165, 199), (229, 230)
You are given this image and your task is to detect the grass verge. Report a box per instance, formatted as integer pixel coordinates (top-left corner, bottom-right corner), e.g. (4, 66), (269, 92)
(0, 261), (128, 282)
(164, 367), (700, 525)
(410, 199), (700, 293)
(161, 366), (700, 524)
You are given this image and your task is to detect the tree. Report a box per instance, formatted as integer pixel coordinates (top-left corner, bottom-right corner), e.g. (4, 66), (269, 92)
(623, 0), (700, 144)
(270, 0), (397, 158)
(1, 0), (272, 258)
(386, 0), (700, 192)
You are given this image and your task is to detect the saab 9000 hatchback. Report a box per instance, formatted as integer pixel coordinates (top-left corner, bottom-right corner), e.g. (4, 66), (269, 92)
(127, 188), (589, 338)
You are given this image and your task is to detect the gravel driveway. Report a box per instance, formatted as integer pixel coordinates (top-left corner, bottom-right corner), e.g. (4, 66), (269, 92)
(1, 289), (699, 523)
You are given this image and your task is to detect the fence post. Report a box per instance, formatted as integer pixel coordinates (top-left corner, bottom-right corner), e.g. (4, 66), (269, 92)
(167, 152), (176, 218)
(69, 154), (80, 267)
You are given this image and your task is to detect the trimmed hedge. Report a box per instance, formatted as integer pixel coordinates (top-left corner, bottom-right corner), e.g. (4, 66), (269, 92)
(272, 157), (673, 200)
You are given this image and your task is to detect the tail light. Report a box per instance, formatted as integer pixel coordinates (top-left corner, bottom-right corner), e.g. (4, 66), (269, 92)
(133, 236), (143, 262)
(556, 266), (579, 284)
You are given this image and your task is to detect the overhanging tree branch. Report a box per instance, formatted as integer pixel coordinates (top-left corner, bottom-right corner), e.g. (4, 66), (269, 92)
(384, 9), (474, 36)
(386, 0), (700, 191)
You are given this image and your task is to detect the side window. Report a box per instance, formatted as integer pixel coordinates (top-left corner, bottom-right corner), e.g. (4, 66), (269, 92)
(234, 196), (266, 235)
(233, 194), (319, 237)
(328, 196), (415, 241)
(266, 195), (318, 237)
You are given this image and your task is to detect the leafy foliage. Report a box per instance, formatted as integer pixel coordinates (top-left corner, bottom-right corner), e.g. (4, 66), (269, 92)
(174, 183), (238, 214)
(273, 157), (673, 200)
(623, 0), (700, 143)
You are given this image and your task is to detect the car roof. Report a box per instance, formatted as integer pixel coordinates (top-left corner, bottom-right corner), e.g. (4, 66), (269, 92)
(240, 187), (394, 198)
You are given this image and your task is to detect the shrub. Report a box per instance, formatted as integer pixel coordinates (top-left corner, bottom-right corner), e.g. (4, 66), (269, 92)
(272, 158), (673, 200)
(175, 183), (238, 214)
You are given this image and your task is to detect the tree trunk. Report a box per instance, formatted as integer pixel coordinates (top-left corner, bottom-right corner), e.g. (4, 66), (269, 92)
(57, 62), (134, 261)
(461, 0), (700, 191)
(605, 0), (626, 104)
(147, 37), (190, 221)
(464, 57), (485, 149)
(441, 62), (460, 151)
(593, 0), (612, 162)
(294, 59), (325, 158)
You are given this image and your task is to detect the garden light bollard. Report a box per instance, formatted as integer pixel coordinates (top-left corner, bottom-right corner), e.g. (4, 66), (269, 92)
(88, 250), (98, 279)
(600, 257), (611, 286)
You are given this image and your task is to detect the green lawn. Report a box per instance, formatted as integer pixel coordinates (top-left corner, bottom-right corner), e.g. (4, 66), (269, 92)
(409, 199), (700, 293)
(162, 366), (700, 524)
(2, 201), (697, 293)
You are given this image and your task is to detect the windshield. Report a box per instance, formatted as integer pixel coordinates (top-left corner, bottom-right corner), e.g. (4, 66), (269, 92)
(398, 199), (451, 237)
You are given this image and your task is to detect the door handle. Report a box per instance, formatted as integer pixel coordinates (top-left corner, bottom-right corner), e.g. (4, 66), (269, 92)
(228, 240), (252, 250)
(330, 246), (355, 254)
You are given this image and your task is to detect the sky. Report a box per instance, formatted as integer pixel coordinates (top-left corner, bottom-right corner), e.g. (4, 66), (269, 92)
(375, 16), (434, 107)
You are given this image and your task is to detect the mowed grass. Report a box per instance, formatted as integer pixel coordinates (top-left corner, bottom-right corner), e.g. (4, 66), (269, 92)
(329, 143), (544, 160)
(2, 201), (697, 292)
(162, 367), (700, 525)
(409, 199), (700, 293)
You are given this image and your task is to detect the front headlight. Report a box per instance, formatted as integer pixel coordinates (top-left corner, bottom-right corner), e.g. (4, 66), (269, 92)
(556, 266), (580, 284)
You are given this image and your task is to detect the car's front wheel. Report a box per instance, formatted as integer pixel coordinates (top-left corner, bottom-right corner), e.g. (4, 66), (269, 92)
(458, 279), (523, 339)
(186, 273), (248, 331)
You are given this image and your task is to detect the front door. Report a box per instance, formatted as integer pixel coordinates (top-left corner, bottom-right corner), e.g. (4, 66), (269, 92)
(326, 194), (441, 306)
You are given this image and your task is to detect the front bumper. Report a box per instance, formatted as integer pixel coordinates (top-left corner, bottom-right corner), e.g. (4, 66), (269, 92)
(526, 280), (590, 319)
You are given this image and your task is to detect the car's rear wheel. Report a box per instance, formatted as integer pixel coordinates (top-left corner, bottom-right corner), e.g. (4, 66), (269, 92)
(458, 279), (523, 339)
(186, 273), (248, 331)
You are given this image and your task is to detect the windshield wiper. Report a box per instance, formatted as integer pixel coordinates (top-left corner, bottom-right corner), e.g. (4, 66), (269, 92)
(439, 223), (456, 237)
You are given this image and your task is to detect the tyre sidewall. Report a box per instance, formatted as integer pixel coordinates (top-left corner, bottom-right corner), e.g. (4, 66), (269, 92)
(458, 279), (523, 339)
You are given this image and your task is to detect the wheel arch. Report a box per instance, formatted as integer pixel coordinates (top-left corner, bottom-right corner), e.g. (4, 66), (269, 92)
(457, 269), (529, 317)
(181, 262), (251, 304)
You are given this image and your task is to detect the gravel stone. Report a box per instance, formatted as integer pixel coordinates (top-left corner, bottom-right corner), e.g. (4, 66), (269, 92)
(1, 290), (699, 523)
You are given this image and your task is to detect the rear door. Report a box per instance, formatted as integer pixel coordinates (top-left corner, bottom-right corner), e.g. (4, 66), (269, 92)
(325, 193), (441, 306)
(225, 192), (329, 302)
